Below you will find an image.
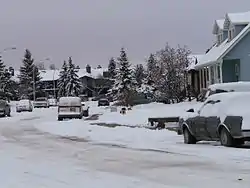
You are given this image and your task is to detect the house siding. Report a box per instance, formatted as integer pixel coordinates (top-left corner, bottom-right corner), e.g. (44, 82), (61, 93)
(223, 30), (250, 81)
(222, 59), (240, 82)
(235, 24), (247, 36)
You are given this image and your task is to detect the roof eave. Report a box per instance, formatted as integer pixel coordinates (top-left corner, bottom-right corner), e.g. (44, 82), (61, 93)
(194, 60), (217, 69)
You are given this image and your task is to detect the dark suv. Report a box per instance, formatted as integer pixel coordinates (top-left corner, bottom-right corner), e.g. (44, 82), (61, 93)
(0, 100), (11, 117)
(98, 98), (110, 106)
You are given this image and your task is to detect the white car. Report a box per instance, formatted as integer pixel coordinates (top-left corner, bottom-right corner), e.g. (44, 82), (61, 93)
(33, 97), (49, 108)
(179, 92), (250, 147)
(16, 99), (33, 112)
(57, 97), (84, 121)
(48, 98), (57, 107)
(199, 81), (250, 102)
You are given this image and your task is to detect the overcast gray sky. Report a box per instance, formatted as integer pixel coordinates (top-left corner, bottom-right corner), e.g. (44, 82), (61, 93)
(1, 0), (250, 69)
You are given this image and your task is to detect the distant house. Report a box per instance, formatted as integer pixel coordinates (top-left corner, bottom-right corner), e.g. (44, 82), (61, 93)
(190, 10), (250, 93)
(12, 65), (112, 98)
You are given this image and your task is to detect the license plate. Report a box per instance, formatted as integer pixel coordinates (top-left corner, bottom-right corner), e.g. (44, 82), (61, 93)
(60, 108), (69, 112)
(70, 107), (76, 112)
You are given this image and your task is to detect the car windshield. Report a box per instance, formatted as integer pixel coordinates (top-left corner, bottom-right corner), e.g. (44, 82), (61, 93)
(36, 98), (46, 101)
(19, 100), (30, 105)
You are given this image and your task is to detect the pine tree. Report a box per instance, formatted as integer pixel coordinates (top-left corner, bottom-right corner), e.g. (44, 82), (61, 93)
(134, 64), (145, 86)
(65, 57), (82, 96)
(108, 57), (116, 78)
(57, 61), (68, 97)
(18, 49), (41, 98)
(113, 48), (136, 106)
(0, 56), (19, 100)
(146, 53), (158, 84)
(0, 56), (6, 90)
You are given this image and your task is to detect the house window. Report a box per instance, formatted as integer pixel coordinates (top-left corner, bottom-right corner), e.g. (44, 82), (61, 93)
(210, 66), (215, 84)
(217, 33), (223, 45)
(235, 64), (239, 81)
(217, 64), (221, 82)
(228, 28), (235, 41)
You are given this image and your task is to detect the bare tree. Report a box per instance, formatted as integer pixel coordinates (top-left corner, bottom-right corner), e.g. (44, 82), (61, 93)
(154, 43), (191, 103)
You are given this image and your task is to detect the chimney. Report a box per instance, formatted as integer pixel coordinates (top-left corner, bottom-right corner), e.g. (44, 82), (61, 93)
(86, 64), (91, 73)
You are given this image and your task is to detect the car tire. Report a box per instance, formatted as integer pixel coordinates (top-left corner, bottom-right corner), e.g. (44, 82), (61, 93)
(219, 127), (235, 147)
(235, 139), (245, 147)
(58, 117), (63, 121)
(183, 127), (196, 144)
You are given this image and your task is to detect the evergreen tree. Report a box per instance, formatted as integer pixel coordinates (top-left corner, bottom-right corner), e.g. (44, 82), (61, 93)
(134, 64), (145, 86)
(108, 57), (116, 78)
(113, 48), (136, 106)
(0, 56), (6, 90)
(65, 57), (82, 96)
(0, 57), (19, 100)
(146, 53), (158, 84)
(57, 61), (68, 97)
(18, 49), (41, 98)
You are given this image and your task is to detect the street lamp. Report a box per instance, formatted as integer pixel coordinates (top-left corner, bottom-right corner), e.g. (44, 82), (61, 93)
(33, 58), (50, 101)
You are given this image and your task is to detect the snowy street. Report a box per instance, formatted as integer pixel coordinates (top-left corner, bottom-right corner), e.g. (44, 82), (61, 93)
(1, 103), (250, 188)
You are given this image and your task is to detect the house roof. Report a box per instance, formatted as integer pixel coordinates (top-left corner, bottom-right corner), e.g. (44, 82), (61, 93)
(227, 11), (250, 24)
(11, 67), (108, 82)
(213, 19), (225, 34)
(195, 23), (250, 69)
(187, 54), (204, 70)
(216, 19), (225, 29)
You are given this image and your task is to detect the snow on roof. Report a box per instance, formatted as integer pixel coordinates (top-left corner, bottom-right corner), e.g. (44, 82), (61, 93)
(216, 19), (225, 29)
(195, 23), (250, 68)
(39, 70), (60, 81)
(227, 11), (250, 24)
(208, 81), (250, 92)
(59, 96), (81, 106)
(11, 67), (108, 82)
(187, 54), (204, 70)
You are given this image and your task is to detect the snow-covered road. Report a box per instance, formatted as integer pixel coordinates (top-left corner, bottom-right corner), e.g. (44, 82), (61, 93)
(0, 104), (250, 187)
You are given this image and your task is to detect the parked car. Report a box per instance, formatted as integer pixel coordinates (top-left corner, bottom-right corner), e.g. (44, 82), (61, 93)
(198, 81), (250, 102)
(16, 99), (33, 112)
(48, 98), (57, 107)
(179, 92), (250, 147)
(0, 100), (11, 117)
(33, 97), (49, 108)
(57, 97), (84, 121)
(98, 98), (110, 106)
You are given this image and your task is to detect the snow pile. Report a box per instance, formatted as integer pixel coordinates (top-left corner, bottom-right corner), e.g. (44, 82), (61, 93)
(96, 102), (201, 127)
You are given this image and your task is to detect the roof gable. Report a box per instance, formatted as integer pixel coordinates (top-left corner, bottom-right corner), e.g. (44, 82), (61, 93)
(195, 23), (250, 68)
(213, 19), (225, 34)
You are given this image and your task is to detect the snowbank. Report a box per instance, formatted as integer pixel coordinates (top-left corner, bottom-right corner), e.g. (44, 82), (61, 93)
(35, 118), (250, 164)
(96, 102), (201, 127)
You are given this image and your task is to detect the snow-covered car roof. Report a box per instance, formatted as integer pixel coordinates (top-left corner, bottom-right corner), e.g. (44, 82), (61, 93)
(18, 99), (30, 104)
(208, 82), (250, 92)
(204, 92), (250, 129)
(58, 97), (81, 106)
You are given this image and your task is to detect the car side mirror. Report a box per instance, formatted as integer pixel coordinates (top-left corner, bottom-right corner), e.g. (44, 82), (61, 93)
(186, 108), (194, 113)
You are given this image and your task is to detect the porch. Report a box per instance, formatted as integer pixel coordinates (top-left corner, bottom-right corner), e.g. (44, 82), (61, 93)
(193, 59), (240, 92)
